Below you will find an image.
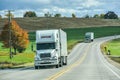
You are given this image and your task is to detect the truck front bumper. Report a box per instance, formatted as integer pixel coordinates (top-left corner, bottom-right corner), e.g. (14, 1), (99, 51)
(34, 60), (58, 66)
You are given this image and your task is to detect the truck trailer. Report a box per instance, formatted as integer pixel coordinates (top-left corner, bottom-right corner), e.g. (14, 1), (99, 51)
(85, 32), (94, 42)
(34, 29), (67, 69)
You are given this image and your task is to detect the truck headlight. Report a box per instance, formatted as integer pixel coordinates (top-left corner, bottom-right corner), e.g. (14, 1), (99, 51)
(53, 56), (57, 59)
(35, 57), (39, 60)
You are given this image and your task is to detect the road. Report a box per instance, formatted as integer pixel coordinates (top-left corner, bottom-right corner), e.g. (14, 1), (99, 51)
(0, 36), (120, 80)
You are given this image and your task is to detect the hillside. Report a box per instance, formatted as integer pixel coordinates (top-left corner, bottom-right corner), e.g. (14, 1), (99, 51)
(0, 17), (120, 31)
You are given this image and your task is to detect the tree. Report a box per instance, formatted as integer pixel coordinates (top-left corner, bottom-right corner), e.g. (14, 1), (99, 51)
(5, 13), (14, 18)
(54, 13), (61, 18)
(0, 33), (1, 41)
(24, 11), (37, 17)
(100, 14), (105, 19)
(44, 12), (52, 17)
(104, 11), (118, 19)
(0, 15), (2, 18)
(93, 14), (99, 18)
(1, 20), (29, 53)
(72, 13), (76, 18)
(84, 14), (90, 18)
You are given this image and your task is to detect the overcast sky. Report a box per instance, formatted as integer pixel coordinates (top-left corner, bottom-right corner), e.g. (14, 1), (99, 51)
(0, 0), (120, 17)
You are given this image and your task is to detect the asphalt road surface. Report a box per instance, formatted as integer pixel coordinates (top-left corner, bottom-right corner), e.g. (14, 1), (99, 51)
(0, 36), (120, 80)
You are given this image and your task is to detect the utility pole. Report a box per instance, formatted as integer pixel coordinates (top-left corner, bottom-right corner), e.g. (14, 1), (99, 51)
(6, 10), (14, 59)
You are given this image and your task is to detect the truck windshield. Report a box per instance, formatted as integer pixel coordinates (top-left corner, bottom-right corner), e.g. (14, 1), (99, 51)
(37, 43), (55, 50)
(85, 35), (90, 38)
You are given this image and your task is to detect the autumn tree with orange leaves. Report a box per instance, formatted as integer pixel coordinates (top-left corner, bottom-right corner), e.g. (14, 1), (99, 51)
(1, 20), (29, 53)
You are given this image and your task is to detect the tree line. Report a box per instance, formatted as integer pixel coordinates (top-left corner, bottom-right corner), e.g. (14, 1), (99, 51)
(0, 11), (119, 19)
(23, 11), (119, 19)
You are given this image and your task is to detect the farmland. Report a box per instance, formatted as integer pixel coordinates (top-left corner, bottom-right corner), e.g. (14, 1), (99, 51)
(0, 18), (120, 68)
(1, 18), (120, 30)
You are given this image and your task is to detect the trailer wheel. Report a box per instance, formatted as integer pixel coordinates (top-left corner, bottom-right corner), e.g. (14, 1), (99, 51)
(64, 56), (67, 65)
(60, 58), (63, 67)
(60, 62), (63, 67)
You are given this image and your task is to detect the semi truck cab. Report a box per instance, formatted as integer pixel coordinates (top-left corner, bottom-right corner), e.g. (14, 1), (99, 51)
(35, 29), (67, 69)
(85, 32), (94, 43)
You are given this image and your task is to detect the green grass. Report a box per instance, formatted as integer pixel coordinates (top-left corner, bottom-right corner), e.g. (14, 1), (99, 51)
(0, 41), (35, 68)
(0, 53), (34, 68)
(64, 26), (120, 40)
(64, 26), (120, 50)
(105, 38), (120, 56)
(0, 53), (34, 64)
(0, 26), (120, 68)
(29, 26), (120, 49)
(101, 38), (120, 63)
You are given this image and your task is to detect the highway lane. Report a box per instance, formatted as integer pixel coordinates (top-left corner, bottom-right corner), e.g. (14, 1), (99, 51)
(0, 36), (120, 80)
(0, 41), (88, 80)
(54, 36), (120, 80)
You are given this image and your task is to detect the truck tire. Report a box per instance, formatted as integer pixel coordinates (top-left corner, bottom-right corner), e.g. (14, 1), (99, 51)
(60, 58), (63, 67)
(35, 66), (38, 69)
(59, 62), (63, 67)
(56, 64), (59, 68)
(64, 56), (67, 65)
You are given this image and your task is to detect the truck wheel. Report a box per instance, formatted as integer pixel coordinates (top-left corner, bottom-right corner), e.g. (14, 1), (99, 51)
(35, 66), (38, 69)
(56, 64), (59, 68)
(64, 56), (67, 65)
(60, 59), (63, 67)
(60, 62), (63, 67)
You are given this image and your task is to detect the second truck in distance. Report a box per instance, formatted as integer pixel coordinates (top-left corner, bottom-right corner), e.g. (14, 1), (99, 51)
(85, 32), (94, 42)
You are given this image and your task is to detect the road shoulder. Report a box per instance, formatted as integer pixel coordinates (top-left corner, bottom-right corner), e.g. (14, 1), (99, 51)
(102, 53), (120, 69)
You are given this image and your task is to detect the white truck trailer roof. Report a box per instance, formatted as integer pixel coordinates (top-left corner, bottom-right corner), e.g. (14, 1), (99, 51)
(36, 30), (58, 43)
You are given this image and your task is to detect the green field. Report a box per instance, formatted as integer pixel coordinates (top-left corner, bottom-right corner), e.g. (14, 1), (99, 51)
(64, 26), (120, 49)
(103, 38), (120, 56)
(29, 26), (120, 49)
(101, 38), (120, 63)
(0, 42), (35, 68)
(0, 26), (120, 68)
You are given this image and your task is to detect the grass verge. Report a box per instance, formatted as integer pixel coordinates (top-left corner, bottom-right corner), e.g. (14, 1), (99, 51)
(0, 52), (34, 69)
(101, 38), (120, 63)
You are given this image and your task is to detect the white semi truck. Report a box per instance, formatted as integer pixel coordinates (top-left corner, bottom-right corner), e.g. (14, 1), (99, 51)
(34, 29), (67, 69)
(85, 32), (94, 42)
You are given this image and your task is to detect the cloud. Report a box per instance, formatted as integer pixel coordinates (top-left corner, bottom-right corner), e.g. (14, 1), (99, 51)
(0, 0), (120, 17)
(52, 7), (66, 13)
(22, 0), (52, 4)
(42, 9), (50, 13)
(42, 7), (78, 15)
(77, 0), (104, 11)
(9, 7), (78, 17)
(82, 0), (103, 8)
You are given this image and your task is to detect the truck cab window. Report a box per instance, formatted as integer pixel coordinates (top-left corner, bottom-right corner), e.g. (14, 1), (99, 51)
(37, 43), (55, 50)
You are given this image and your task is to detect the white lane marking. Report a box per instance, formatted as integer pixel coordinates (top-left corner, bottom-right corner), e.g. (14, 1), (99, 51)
(97, 42), (120, 79)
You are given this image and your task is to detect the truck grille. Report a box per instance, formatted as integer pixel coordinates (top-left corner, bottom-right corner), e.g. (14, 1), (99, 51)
(40, 53), (51, 58)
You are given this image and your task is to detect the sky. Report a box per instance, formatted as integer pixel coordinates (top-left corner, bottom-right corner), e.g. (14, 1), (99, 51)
(0, 0), (120, 17)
